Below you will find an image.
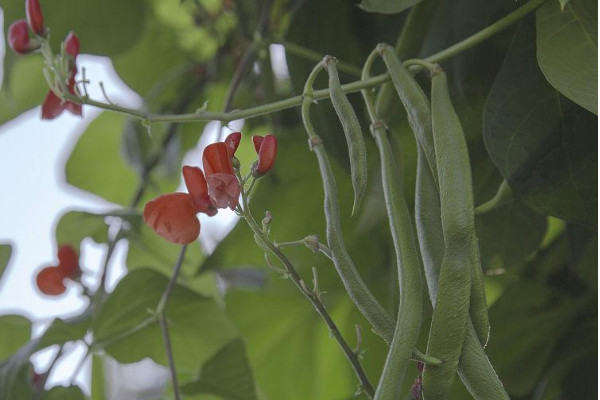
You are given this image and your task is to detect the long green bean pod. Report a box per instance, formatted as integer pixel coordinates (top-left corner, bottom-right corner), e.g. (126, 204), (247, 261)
(362, 49), (423, 400)
(422, 66), (481, 400)
(302, 60), (395, 344)
(416, 145), (509, 400)
(377, 43), (438, 184)
(323, 56), (368, 217)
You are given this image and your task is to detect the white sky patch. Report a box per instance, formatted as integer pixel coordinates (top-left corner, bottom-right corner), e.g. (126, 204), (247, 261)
(269, 44), (290, 81)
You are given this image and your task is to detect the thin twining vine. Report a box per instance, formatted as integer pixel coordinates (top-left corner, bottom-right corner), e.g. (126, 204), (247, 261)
(53, 0), (546, 125)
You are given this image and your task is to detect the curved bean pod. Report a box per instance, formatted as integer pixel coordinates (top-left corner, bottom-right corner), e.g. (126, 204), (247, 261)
(302, 61), (395, 344)
(323, 56), (368, 217)
(372, 122), (423, 400)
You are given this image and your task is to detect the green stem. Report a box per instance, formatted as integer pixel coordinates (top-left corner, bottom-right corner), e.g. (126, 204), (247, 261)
(276, 39), (363, 77)
(475, 180), (513, 214)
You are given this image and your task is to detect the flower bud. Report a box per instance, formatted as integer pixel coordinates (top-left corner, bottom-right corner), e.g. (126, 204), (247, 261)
(26, 0), (45, 36)
(143, 193), (201, 244)
(8, 20), (37, 55)
(36, 266), (66, 296)
(251, 134), (277, 177)
(224, 131), (242, 157)
(41, 90), (66, 120)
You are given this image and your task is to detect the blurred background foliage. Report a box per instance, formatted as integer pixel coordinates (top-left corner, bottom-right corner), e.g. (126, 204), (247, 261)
(0, 0), (597, 399)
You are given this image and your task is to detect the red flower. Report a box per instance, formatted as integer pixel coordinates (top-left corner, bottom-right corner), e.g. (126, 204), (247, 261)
(182, 166), (217, 216)
(26, 0), (45, 36)
(224, 131), (242, 157)
(64, 31), (79, 73)
(252, 134), (277, 176)
(7, 20), (37, 54)
(202, 142), (240, 210)
(57, 244), (80, 278)
(36, 266), (66, 296)
(143, 193), (200, 244)
(41, 62), (81, 119)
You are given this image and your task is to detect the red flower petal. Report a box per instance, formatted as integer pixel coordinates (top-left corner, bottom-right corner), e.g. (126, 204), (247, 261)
(224, 131), (242, 157)
(41, 90), (66, 120)
(8, 20), (35, 55)
(143, 193), (200, 244)
(206, 173), (241, 210)
(36, 266), (66, 296)
(57, 244), (80, 278)
(26, 0), (45, 36)
(252, 135), (264, 154)
(256, 134), (277, 174)
(182, 166), (217, 216)
(202, 142), (235, 176)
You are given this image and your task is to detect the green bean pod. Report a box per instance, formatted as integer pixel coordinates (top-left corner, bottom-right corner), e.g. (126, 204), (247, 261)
(302, 62), (394, 344)
(422, 67), (477, 400)
(377, 43), (438, 185)
(324, 56), (368, 217)
(416, 145), (509, 400)
(371, 123), (422, 400)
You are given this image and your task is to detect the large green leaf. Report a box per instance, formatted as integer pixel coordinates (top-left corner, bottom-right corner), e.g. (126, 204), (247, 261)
(181, 339), (257, 400)
(55, 211), (110, 246)
(536, 0), (597, 114)
(476, 201), (547, 271)
(92, 268), (237, 373)
(0, 315), (31, 362)
(359, 0), (422, 15)
(65, 113), (138, 205)
(0, 243), (12, 285)
(484, 18), (597, 225)
(224, 278), (389, 400)
(38, 312), (92, 349)
(486, 280), (591, 397)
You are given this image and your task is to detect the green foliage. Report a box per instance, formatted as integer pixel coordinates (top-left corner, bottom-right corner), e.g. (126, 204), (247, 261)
(536, 0), (597, 114)
(43, 385), (86, 400)
(92, 268), (237, 372)
(0, 243), (12, 284)
(484, 18), (597, 225)
(0, 315), (31, 362)
(181, 339), (257, 400)
(359, 0), (423, 15)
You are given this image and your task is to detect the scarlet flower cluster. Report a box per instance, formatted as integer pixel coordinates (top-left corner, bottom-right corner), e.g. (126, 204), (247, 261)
(6, 0), (82, 119)
(35, 244), (81, 296)
(143, 132), (277, 244)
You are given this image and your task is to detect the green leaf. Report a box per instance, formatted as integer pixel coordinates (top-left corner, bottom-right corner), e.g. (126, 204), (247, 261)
(55, 211), (110, 246)
(359, 0), (422, 15)
(43, 385), (86, 400)
(224, 279), (388, 400)
(536, 0), (597, 114)
(181, 339), (257, 400)
(66, 113), (138, 205)
(0, 55), (47, 125)
(0, 243), (13, 285)
(0, 340), (37, 400)
(92, 268), (237, 373)
(39, 312), (92, 349)
(476, 201), (547, 271)
(486, 280), (590, 397)
(0, 315), (31, 362)
(484, 18), (597, 225)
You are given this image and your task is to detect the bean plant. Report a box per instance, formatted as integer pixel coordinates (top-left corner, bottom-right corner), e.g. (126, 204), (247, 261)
(0, 0), (597, 399)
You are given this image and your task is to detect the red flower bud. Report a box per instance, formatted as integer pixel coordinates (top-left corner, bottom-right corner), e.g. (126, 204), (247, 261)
(57, 244), (79, 278)
(26, 0), (45, 36)
(252, 134), (277, 175)
(224, 131), (242, 157)
(8, 20), (37, 55)
(36, 266), (66, 296)
(64, 31), (80, 59)
(143, 193), (200, 244)
(202, 143), (240, 209)
(182, 166), (217, 216)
